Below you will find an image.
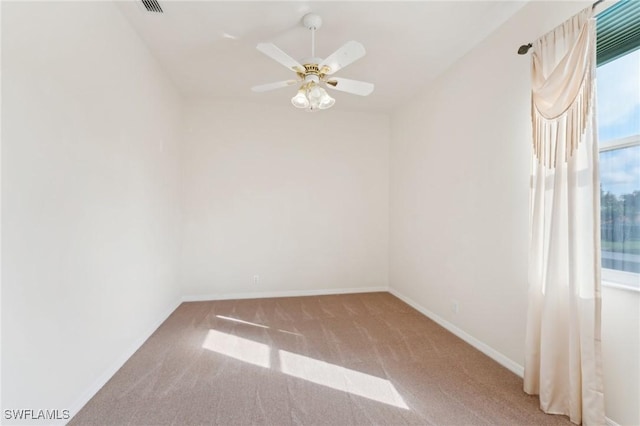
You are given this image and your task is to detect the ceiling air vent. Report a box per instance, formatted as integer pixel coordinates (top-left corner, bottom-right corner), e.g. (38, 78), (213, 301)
(142, 0), (163, 13)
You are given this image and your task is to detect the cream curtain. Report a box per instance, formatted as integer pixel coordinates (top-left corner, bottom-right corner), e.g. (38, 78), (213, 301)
(524, 7), (605, 426)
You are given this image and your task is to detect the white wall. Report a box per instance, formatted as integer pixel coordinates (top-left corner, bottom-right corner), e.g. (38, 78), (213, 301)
(180, 101), (389, 298)
(2, 1), (636, 425)
(389, 1), (639, 425)
(1, 1), (183, 420)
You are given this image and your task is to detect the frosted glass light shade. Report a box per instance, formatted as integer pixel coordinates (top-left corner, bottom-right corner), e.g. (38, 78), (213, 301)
(308, 85), (324, 102)
(291, 91), (309, 108)
(318, 93), (335, 109)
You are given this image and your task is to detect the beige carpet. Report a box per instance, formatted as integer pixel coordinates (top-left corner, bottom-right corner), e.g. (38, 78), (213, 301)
(70, 292), (571, 425)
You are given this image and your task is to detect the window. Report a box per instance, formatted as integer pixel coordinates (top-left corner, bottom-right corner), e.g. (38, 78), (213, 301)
(596, 0), (640, 290)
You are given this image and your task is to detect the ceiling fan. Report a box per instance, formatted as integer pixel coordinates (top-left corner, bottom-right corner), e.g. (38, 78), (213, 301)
(251, 13), (374, 111)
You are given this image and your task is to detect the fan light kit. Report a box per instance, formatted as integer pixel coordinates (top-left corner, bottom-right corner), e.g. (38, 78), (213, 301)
(252, 13), (374, 112)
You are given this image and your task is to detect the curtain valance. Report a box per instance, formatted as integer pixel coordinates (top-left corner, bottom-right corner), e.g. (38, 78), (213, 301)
(531, 8), (596, 168)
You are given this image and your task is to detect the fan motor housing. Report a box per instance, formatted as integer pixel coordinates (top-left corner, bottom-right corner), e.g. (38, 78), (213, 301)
(298, 59), (329, 80)
(304, 64), (320, 74)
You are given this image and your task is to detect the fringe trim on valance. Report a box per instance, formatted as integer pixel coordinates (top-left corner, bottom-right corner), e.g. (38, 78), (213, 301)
(531, 65), (594, 169)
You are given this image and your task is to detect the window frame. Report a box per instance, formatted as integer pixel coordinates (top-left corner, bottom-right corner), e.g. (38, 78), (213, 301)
(594, 0), (640, 292)
(599, 135), (640, 292)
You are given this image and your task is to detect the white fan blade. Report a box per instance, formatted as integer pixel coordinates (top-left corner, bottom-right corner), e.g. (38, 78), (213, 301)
(257, 43), (305, 73)
(319, 41), (366, 75)
(325, 78), (374, 96)
(251, 80), (298, 93)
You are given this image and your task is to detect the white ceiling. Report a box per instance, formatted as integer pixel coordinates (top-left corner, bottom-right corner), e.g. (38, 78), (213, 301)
(116, 1), (527, 113)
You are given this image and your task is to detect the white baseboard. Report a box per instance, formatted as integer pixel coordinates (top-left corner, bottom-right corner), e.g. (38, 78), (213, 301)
(388, 289), (623, 426)
(66, 296), (182, 423)
(66, 287), (387, 422)
(66, 286), (622, 426)
(182, 286), (389, 302)
(65, 286), (623, 426)
(388, 288), (525, 377)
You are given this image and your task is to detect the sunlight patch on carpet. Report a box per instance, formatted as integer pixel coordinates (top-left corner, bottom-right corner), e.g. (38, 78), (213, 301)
(278, 349), (409, 409)
(216, 315), (270, 329)
(202, 329), (271, 368)
(201, 329), (409, 409)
